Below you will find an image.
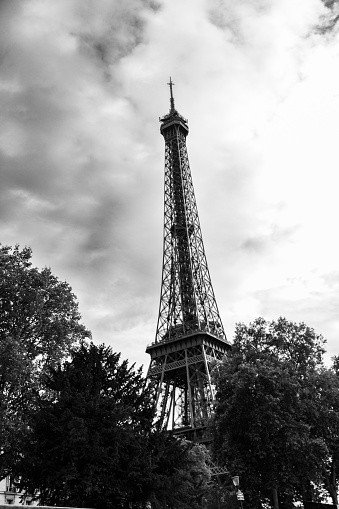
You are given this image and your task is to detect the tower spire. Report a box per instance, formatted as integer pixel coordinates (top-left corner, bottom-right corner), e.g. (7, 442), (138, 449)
(146, 81), (230, 443)
(167, 76), (175, 113)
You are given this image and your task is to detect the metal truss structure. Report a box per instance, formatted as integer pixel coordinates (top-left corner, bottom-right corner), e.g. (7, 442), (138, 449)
(146, 79), (230, 440)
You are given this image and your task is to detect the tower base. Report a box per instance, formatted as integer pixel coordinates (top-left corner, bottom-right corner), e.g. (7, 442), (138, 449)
(146, 331), (230, 438)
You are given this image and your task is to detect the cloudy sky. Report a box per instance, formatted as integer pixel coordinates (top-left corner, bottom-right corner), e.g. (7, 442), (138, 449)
(1, 0), (339, 369)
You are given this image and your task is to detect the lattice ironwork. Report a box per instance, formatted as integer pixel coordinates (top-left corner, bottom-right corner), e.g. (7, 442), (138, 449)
(154, 80), (226, 344)
(146, 79), (230, 439)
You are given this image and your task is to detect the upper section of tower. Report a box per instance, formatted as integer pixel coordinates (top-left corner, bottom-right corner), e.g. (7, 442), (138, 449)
(160, 78), (189, 138)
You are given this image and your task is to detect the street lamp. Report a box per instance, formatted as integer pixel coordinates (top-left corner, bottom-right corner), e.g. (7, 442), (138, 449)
(232, 476), (239, 488)
(232, 476), (244, 509)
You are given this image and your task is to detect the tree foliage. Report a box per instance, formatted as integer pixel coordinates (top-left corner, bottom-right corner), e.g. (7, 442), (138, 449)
(146, 433), (211, 509)
(0, 244), (211, 508)
(0, 244), (89, 363)
(212, 317), (339, 509)
(0, 244), (90, 477)
(15, 342), (211, 509)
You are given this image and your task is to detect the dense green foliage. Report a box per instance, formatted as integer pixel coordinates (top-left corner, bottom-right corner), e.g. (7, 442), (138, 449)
(0, 244), (90, 478)
(15, 342), (210, 509)
(0, 244), (211, 509)
(212, 317), (339, 509)
(3, 244), (339, 509)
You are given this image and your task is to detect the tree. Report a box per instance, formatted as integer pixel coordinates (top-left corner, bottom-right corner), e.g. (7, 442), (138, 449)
(15, 342), (211, 509)
(14, 342), (152, 508)
(0, 244), (90, 477)
(308, 359), (339, 505)
(212, 317), (339, 509)
(146, 434), (211, 509)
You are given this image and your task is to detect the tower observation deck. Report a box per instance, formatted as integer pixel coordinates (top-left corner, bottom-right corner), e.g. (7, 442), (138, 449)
(146, 79), (230, 443)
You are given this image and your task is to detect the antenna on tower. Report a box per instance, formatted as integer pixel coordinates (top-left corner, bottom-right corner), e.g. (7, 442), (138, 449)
(167, 77), (175, 112)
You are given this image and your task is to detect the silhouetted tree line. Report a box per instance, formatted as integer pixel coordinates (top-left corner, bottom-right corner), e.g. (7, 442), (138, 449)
(213, 318), (339, 509)
(1, 244), (339, 509)
(0, 245), (210, 509)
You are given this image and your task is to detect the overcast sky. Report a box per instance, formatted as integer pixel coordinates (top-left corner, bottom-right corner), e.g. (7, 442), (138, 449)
(1, 0), (339, 369)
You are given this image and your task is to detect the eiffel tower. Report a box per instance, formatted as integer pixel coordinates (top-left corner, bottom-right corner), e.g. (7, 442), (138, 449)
(146, 79), (230, 443)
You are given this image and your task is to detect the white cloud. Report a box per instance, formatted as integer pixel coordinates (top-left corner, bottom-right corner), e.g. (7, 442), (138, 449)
(0, 0), (338, 368)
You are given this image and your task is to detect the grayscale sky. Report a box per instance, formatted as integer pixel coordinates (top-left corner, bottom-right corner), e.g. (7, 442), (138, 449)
(1, 0), (339, 370)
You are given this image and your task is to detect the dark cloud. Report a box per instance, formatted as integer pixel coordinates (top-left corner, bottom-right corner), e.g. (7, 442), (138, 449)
(315, 0), (339, 32)
(322, 0), (338, 7)
(1, 0), (339, 369)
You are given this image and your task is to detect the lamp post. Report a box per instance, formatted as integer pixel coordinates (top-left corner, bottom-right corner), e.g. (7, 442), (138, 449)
(232, 476), (245, 509)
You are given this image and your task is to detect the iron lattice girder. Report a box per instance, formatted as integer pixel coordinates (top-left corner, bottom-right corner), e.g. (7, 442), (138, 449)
(155, 112), (226, 343)
(147, 98), (230, 437)
(146, 331), (230, 432)
(146, 331), (229, 378)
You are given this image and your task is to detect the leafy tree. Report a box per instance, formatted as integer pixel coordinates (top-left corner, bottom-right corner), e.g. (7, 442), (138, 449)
(212, 317), (339, 509)
(15, 342), (211, 509)
(0, 244), (89, 363)
(309, 359), (339, 505)
(146, 434), (211, 509)
(0, 244), (90, 477)
(14, 342), (152, 508)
